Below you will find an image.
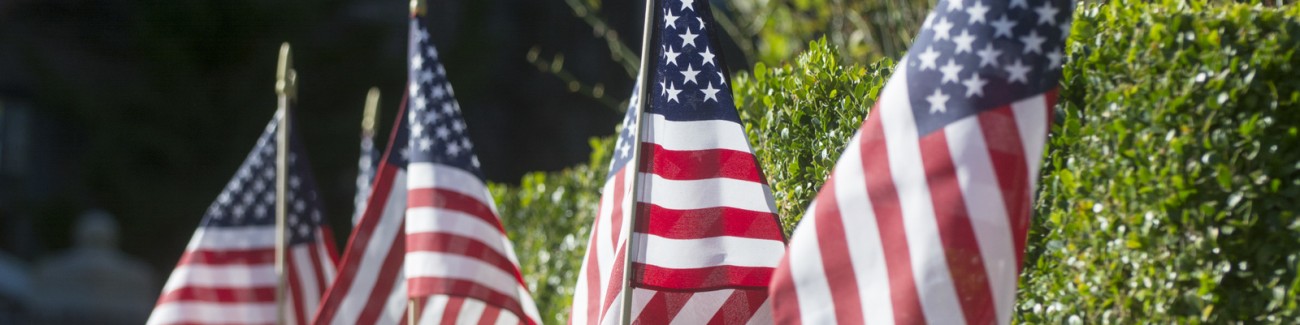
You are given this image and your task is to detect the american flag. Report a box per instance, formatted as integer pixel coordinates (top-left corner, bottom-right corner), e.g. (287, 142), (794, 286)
(768, 0), (1072, 323)
(569, 0), (786, 323)
(402, 15), (540, 324)
(313, 15), (540, 325)
(312, 100), (411, 325)
(149, 111), (339, 325)
(354, 120), (378, 225)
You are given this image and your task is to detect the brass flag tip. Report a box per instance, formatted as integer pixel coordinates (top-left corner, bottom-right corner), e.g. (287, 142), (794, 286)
(276, 42), (297, 100)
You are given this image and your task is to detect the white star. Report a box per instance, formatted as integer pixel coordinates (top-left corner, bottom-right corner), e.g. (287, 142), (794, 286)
(718, 72), (726, 85)
(452, 120), (466, 132)
(431, 85), (446, 99)
(436, 126), (450, 139)
(1021, 30), (1046, 54)
(426, 45), (438, 59)
(933, 17), (954, 41)
(962, 73), (988, 97)
(664, 10), (680, 29)
(954, 29), (976, 53)
(1060, 21), (1072, 38)
(619, 141), (631, 158)
(471, 156), (480, 168)
(419, 71), (434, 83)
(680, 64), (701, 85)
(461, 138), (472, 150)
(665, 83), (682, 103)
(918, 46), (941, 70)
(1035, 2), (1060, 25)
(446, 142), (461, 156)
(681, 0), (694, 11)
(419, 138), (433, 151)
(679, 29), (699, 48)
(976, 44), (1001, 67)
(1010, 0), (1028, 9)
(940, 59), (963, 84)
(665, 47), (681, 66)
(967, 1), (989, 24)
(922, 12), (936, 30)
(697, 17), (706, 29)
(1047, 48), (1064, 69)
(926, 88), (950, 114)
(411, 54), (424, 68)
(701, 82), (721, 102)
(992, 15), (1016, 38)
(1005, 59), (1032, 83)
(442, 102), (455, 115)
(946, 0), (963, 11)
(411, 123), (424, 136)
(699, 47), (716, 66)
(660, 79), (667, 95)
(408, 83), (420, 96)
(413, 96), (427, 111)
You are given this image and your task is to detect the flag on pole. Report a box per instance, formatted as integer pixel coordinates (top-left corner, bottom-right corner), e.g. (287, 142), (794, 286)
(768, 0), (1072, 323)
(148, 111), (339, 325)
(314, 14), (540, 325)
(569, 0), (786, 322)
(402, 15), (540, 324)
(313, 100), (411, 325)
(354, 115), (379, 225)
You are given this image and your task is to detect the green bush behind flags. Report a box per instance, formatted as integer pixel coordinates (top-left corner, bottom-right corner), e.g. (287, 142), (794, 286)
(493, 1), (1300, 323)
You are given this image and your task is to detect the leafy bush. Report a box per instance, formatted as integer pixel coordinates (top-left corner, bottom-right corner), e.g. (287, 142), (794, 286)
(494, 1), (1300, 323)
(1017, 1), (1300, 323)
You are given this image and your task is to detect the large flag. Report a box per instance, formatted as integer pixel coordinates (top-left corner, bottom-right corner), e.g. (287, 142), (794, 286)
(769, 0), (1072, 323)
(402, 14), (540, 324)
(314, 14), (540, 325)
(149, 111), (339, 325)
(569, 0), (786, 323)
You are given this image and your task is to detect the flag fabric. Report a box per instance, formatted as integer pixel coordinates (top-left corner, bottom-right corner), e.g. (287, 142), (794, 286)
(402, 15), (540, 325)
(569, 0), (786, 323)
(149, 111), (339, 325)
(768, 0), (1072, 323)
(314, 15), (540, 325)
(354, 122), (379, 225)
(312, 99), (411, 325)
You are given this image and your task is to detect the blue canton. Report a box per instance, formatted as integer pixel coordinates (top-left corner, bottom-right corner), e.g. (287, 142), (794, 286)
(906, 0), (1072, 135)
(649, 0), (738, 123)
(203, 113), (325, 245)
(407, 17), (483, 180)
(608, 83), (641, 178)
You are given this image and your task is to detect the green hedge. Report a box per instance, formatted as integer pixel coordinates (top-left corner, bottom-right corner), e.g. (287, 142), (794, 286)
(493, 1), (1300, 323)
(1018, 1), (1300, 323)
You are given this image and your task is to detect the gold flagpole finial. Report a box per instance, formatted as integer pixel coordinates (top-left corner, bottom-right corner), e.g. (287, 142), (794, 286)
(276, 42), (297, 101)
(410, 0), (426, 17)
(362, 87), (381, 134)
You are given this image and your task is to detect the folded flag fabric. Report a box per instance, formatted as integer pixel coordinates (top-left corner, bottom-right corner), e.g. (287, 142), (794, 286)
(769, 0), (1073, 323)
(569, 0), (786, 323)
(149, 111), (338, 325)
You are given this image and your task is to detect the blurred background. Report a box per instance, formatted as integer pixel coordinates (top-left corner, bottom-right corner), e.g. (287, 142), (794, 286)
(0, 0), (922, 322)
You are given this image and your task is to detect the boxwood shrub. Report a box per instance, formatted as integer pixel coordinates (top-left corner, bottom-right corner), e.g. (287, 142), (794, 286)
(492, 1), (1300, 322)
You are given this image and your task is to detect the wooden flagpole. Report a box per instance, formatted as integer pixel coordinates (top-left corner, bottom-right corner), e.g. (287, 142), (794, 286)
(621, 0), (658, 323)
(274, 42), (297, 325)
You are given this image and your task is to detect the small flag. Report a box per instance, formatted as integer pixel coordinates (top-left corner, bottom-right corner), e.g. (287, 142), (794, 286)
(148, 111), (338, 325)
(769, 0), (1072, 323)
(402, 14), (540, 324)
(314, 15), (540, 325)
(569, 0), (786, 323)
(354, 118), (378, 226)
(312, 100), (411, 325)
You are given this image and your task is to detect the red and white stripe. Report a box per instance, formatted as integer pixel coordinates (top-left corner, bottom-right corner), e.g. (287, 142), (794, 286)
(770, 59), (1055, 324)
(313, 105), (412, 325)
(149, 226), (337, 325)
(571, 111), (785, 324)
(404, 162), (541, 324)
